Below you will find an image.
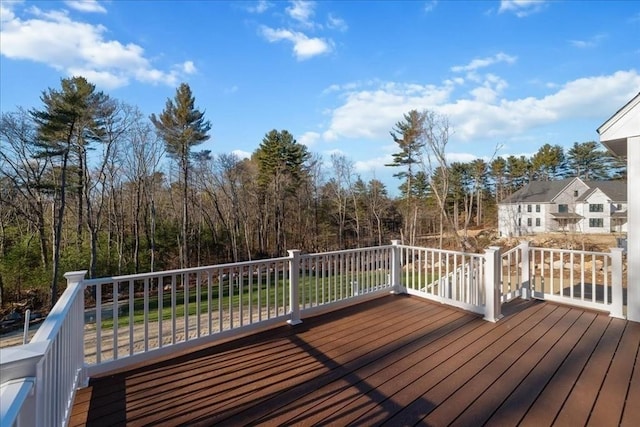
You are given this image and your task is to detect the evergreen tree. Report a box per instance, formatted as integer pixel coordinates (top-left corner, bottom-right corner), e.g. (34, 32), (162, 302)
(566, 141), (610, 180)
(150, 83), (211, 268)
(254, 129), (310, 255)
(531, 144), (566, 180)
(386, 110), (426, 244)
(30, 76), (109, 306)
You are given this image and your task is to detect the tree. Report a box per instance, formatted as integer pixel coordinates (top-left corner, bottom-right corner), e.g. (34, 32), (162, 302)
(150, 83), (211, 268)
(0, 110), (51, 270)
(387, 110), (426, 245)
(490, 156), (507, 202)
(30, 76), (110, 306)
(531, 144), (566, 181)
(254, 129), (310, 256)
(566, 141), (610, 180)
(417, 111), (464, 249)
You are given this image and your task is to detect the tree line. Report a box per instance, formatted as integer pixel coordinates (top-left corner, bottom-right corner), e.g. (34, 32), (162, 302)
(0, 78), (625, 308)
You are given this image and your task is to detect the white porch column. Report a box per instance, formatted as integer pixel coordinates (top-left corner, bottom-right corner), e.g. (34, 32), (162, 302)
(627, 136), (640, 322)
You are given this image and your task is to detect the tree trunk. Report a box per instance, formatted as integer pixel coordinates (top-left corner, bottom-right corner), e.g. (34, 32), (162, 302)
(50, 149), (70, 307)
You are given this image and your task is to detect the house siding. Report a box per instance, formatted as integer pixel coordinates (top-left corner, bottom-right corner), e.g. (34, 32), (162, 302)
(498, 178), (626, 237)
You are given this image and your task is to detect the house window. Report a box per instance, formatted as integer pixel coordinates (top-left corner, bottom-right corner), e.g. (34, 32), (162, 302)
(527, 218), (532, 226)
(535, 218), (541, 226)
(518, 218), (522, 226)
(517, 205), (521, 213)
(574, 190), (579, 197)
(527, 204), (532, 213)
(558, 204), (568, 213)
(589, 204), (604, 212)
(589, 218), (604, 228)
(536, 204), (540, 213)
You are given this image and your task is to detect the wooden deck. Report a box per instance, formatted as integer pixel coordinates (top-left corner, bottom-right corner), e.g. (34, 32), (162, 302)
(70, 294), (640, 426)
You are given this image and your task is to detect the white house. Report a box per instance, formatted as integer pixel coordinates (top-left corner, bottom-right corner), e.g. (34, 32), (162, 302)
(498, 177), (627, 237)
(598, 91), (639, 322)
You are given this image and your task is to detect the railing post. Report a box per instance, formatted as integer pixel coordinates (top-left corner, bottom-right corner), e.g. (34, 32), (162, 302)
(520, 240), (531, 300)
(287, 250), (302, 325)
(610, 248), (624, 319)
(484, 246), (503, 322)
(390, 240), (403, 294)
(63, 270), (88, 387)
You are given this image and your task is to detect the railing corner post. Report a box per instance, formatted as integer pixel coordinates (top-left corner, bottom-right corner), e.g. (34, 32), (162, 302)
(287, 250), (302, 325)
(610, 247), (624, 319)
(520, 240), (531, 300)
(484, 246), (503, 322)
(64, 270), (88, 288)
(390, 240), (404, 294)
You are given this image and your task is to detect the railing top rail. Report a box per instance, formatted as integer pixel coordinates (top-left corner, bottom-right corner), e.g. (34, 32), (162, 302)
(83, 256), (292, 286)
(397, 244), (485, 258)
(300, 245), (393, 259)
(0, 377), (36, 427)
(529, 247), (612, 257)
(501, 246), (521, 257)
(31, 279), (84, 343)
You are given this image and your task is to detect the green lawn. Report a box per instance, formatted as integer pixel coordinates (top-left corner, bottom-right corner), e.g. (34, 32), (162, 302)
(94, 270), (393, 329)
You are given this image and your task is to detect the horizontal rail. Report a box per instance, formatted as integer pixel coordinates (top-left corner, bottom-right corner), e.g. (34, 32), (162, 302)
(0, 377), (36, 427)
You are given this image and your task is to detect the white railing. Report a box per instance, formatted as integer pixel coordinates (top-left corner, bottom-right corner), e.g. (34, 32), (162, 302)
(501, 241), (624, 318)
(297, 246), (394, 315)
(0, 241), (626, 426)
(394, 243), (502, 321)
(82, 256), (293, 374)
(0, 271), (86, 427)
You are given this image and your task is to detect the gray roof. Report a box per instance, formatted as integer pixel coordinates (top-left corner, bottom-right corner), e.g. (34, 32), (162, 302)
(501, 178), (627, 204)
(501, 178), (576, 204)
(581, 180), (627, 202)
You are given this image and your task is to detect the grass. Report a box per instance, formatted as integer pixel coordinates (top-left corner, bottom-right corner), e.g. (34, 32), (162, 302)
(93, 271), (393, 330)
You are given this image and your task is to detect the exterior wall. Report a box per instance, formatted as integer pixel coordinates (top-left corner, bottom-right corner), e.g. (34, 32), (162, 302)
(498, 202), (551, 236)
(551, 179), (590, 233)
(577, 189), (612, 234)
(628, 136), (639, 322)
(497, 178), (626, 236)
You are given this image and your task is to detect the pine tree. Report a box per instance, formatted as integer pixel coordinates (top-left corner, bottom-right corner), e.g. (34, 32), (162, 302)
(30, 76), (108, 306)
(386, 110), (426, 244)
(151, 83), (211, 268)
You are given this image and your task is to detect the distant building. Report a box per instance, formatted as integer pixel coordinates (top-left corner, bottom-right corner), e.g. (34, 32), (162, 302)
(497, 177), (627, 237)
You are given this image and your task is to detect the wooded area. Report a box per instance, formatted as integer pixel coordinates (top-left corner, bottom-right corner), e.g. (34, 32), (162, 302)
(0, 77), (626, 308)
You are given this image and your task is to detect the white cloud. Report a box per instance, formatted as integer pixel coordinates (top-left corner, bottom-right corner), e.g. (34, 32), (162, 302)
(498, 0), (547, 17)
(569, 33), (607, 49)
(231, 150), (252, 159)
(298, 131), (321, 147)
(247, 0), (271, 14)
(313, 69), (640, 147)
(182, 60), (197, 74)
(260, 26), (332, 60)
(224, 85), (239, 94)
(320, 81), (455, 141)
(0, 4), (193, 89)
(64, 0), (106, 14)
(286, 1), (315, 26)
(354, 155), (393, 173)
(447, 152), (479, 163)
(327, 13), (348, 31)
(451, 52), (517, 73)
(424, 1), (438, 13)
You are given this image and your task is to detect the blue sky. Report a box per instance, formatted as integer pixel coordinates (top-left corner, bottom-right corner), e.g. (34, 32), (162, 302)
(1, 0), (639, 192)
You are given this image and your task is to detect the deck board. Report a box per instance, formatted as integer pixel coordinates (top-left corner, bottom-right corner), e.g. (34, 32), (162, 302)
(69, 294), (638, 426)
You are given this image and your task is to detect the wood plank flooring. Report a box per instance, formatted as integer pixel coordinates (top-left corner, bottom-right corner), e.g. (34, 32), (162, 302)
(69, 294), (640, 426)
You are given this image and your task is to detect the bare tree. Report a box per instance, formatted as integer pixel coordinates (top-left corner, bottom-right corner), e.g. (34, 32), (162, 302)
(417, 110), (469, 250)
